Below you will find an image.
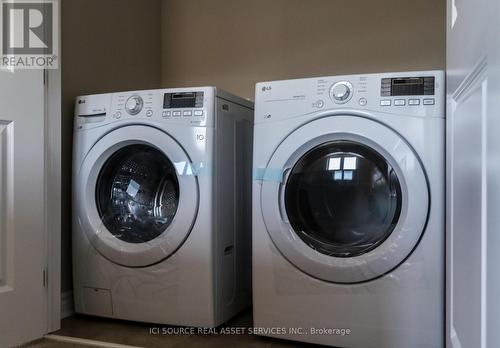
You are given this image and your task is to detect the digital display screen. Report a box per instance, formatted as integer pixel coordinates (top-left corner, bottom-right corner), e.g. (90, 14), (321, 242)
(381, 76), (434, 96)
(163, 92), (204, 109)
(173, 92), (195, 99)
(392, 78), (423, 85)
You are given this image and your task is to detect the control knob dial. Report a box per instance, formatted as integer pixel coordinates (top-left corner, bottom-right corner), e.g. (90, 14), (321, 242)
(125, 95), (144, 115)
(330, 81), (353, 104)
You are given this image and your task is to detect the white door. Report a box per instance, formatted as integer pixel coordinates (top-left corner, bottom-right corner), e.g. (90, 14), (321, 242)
(447, 0), (500, 347)
(0, 70), (47, 347)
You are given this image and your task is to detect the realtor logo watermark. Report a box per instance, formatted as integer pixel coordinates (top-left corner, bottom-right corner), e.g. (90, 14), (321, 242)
(1, 0), (58, 69)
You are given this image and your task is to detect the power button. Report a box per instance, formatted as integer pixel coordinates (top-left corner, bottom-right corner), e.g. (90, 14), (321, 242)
(313, 100), (324, 108)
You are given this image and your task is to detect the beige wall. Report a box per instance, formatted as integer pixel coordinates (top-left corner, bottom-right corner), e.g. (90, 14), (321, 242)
(61, 0), (162, 292)
(161, 0), (445, 100)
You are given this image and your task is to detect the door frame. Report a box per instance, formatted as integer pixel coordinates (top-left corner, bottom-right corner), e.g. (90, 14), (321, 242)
(45, 0), (62, 333)
(45, 68), (61, 333)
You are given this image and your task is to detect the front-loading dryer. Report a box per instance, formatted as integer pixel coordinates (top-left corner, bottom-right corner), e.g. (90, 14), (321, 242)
(73, 87), (253, 327)
(252, 71), (444, 347)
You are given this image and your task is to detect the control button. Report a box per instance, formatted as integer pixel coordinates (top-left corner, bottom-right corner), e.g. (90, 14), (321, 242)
(408, 99), (420, 106)
(125, 95), (143, 115)
(380, 100), (391, 106)
(114, 111), (122, 119)
(330, 81), (353, 103)
(162, 110), (170, 118)
(423, 98), (435, 105)
(146, 110), (153, 117)
(183, 110), (192, 116)
(394, 99), (406, 106)
(358, 98), (367, 106)
(194, 110), (204, 116)
(172, 111), (181, 117)
(313, 99), (324, 108)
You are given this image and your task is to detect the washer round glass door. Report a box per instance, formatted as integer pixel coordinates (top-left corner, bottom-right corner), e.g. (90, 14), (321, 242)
(95, 144), (180, 244)
(76, 125), (199, 267)
(260, 115), (429, 283)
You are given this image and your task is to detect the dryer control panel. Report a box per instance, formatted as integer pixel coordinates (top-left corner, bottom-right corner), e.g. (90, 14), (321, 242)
(379, 76), (436, 108)
(254, 70), (445, 124)
(380, 76), (435, 96)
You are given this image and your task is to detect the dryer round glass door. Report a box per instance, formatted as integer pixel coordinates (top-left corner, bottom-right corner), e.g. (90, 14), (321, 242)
(76, 125), (199, 267)
(285, 141), (402, 258)
(260, 115), (429, 283)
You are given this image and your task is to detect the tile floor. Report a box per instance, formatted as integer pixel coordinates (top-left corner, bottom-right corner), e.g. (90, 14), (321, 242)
(47, 309), (320, 348)
(23, 339), (91, 348)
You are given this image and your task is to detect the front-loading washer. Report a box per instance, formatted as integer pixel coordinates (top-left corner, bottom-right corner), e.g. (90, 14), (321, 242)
(252, 71), (444, 347)
(73, 87), (253, 327)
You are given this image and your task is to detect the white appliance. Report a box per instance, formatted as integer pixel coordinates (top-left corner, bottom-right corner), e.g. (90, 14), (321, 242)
(73, 87), (253, 327)
(252, 71), (445, 347)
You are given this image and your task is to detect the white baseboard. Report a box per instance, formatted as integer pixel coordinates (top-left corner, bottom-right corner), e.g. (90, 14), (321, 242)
(61, 291), (74, 319)
(45, 335), (143, 348)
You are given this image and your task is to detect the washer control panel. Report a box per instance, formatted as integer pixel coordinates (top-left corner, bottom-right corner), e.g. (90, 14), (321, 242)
(110, 90), (208, 125)
(161, 91), (205, 120)
(163, 91), (204, 109)
(75, 88), (216, 131)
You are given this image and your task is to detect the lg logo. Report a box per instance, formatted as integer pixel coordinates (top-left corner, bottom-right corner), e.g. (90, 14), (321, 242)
(261, 86), (272, 92)
(2, 1), (53, 54)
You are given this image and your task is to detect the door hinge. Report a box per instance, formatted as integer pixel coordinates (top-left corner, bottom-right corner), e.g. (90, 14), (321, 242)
(43, 269), (47, 287)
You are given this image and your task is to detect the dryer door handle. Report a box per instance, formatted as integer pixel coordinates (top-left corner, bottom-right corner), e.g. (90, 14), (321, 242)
(278, 167), (292, 223)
